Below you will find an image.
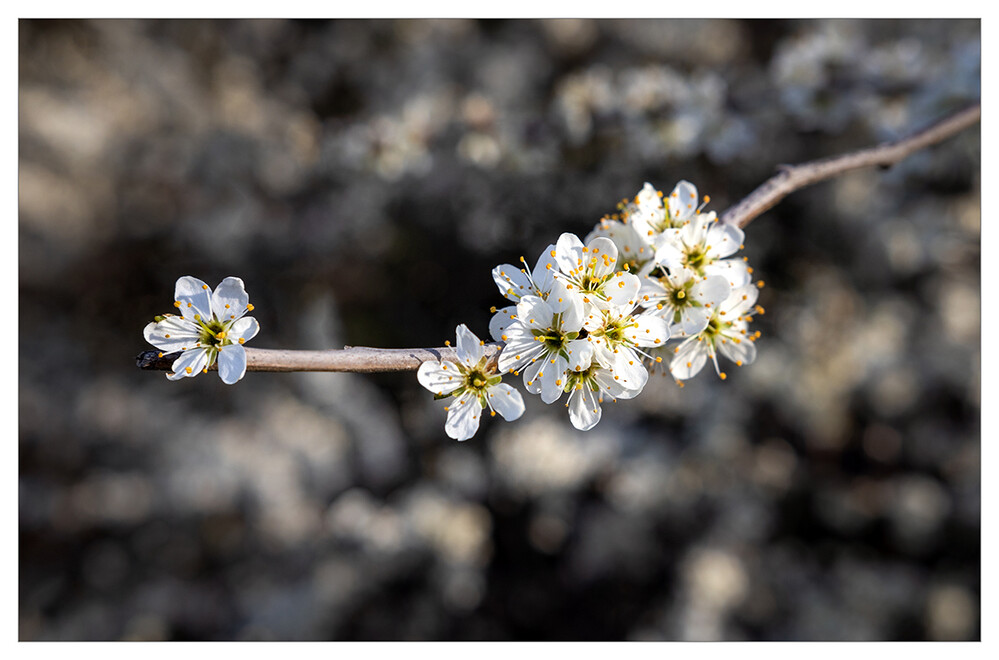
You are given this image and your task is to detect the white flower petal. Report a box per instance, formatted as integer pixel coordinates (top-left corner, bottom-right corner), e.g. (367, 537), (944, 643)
(637, 182), (662, 211)
(706, 221), (744, 260)
(613, 349), (649, 394)
(522, 356), (546, 394)
(489, 306), (518, 342)
(143, 317), (202, 353)
(568, 386), (601, 431)
(670, 336), (710, 381)
(211, 277), (250, 323)
(417, 360), (463, 395)
(674, 306), (710, 338)
(586, 236), (618, 279)
(590, 337), (616, 369)
(174, 276), (213, 321)
(566, 338), (593, 372)
(717, 333), (757, 367)
(652, 230), (685, 268)
(545, 278), (577, 314)
(721, 284), (759, 316)
(539, 354), (569, 404)
(497, 331), (545, 374)
(445, 392), (482, 441)
(516, 296), (554, 333)
(604, 272), (641, 308)
(593, 367), (635, 400)
(167, 347), (211, 380)
(218, 343), (247, 384)
(628, 314), (670, 347)
(492, 264), (534, 302)
(455, 324), (484, 367)
(558, 287), (585, 332)
(705, 258), (752, 288)
(227, 316), (259, 344)
(554, 233), (585, 277)
(486, 383), (525, 421)
(693, 275), (732, 307)
(668, 180), (699, 221)
(582, 304), (605, 334)
(531, 244), (558, 294)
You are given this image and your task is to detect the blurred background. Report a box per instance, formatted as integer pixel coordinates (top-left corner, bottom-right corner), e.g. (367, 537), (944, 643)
(19, 19), (980, 640)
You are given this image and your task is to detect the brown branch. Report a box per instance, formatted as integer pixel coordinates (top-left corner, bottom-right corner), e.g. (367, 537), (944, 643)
(138, 102), (980, 375)
(136, 344), (502, 374)
(721, 102), (981, 229)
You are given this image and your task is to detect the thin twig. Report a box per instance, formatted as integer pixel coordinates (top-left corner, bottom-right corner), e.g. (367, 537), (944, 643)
(138, 102), (980, 375)
(721, 102), (981, 229)
(136, 345), (502, 374)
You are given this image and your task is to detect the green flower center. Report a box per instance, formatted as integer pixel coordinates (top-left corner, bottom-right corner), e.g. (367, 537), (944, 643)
(533, 327), (571, 353)
(601, 318), (632, 344)
(465, 367), (499, 393)
(685, 246), (707, 271)
(566, 365), (599, 392)
(197, 318), (232, 349)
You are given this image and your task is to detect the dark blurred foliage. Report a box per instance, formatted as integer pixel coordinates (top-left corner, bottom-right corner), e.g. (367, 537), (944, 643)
(19, 19), (979, 640)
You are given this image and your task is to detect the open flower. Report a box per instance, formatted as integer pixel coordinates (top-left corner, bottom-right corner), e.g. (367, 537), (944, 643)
(143, 276), (259, 384)
(638, 265), (731, 338)
(497, 293), (591, 404)
(489, 243), (573, 342)
(653, 210), (749, 287)
(585, 216), (657, 274)
(628, 180), (700, 241)
(562, 354), (639, 431)
(669, 283), (762, 382)
(418, 324), (525, 441)
(551, 232), (642, 312)
(582, 299), (669, 395)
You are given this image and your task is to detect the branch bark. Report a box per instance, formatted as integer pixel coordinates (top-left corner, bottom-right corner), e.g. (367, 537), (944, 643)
(136, 345), (502, 374)
(137, 101), (980, 375)
(721, 102), (981, 229)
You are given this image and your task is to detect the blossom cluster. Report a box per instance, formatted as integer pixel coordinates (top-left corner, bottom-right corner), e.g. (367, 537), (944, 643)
(420, 181), (763, 440)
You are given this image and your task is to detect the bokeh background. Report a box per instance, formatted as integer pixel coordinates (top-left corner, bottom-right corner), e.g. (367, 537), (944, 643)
(19, 19), (980, 640)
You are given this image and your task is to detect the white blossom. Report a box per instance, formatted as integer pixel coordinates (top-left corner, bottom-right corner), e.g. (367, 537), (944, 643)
(143, 276), (259, 384)
(563, 353), (639, 431)
(638, 265), (731, 338)
(497, 293), (592, 404)
(669, 283), (763, 382)
(629, 180), (699, 242)
(581, 298), (669, 396)
(585, 215), (657, 274)
(654, 210), (749, 287)
(418, 324), (525, 441)
(490, 243), (571, 342)
(551, 232), (642, 312)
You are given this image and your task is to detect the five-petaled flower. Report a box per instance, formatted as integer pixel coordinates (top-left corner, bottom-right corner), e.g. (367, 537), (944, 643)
(418, 324), (525, 441)
(143, 276), (259, 384)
